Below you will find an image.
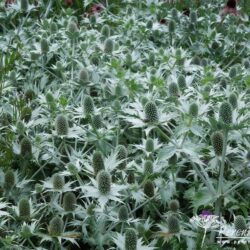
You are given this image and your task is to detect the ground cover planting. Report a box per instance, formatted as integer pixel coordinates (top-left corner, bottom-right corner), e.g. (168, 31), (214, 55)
(0, 0), (250, 249)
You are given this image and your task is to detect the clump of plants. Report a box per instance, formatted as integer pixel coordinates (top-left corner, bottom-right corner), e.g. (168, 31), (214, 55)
(0, 0), (249, 249)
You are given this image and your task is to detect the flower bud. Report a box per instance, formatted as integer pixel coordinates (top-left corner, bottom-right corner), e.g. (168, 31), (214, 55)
(97, 170), (111, 195)
(92, 151), (105, 176)
(84, 96), (94, 116)
(177, 75), (186, 89)
(228, 93), (237, 109)
(144, 101), (159, 123)
(41, 38), (49, 54)
(63, 192), (77, 212)
(101, 24), (110, 38)
(168, 20), (176, 33)
(4, 169), (15, 189)
(55, 114), (69, 136)
(49, 216), (63, 236)
(167, 214), (180, 233)
(18, 198), (30, 221)
(169, 82), (179, 97)
(125, 229), (137, 250)
(144, 160), (153, 175)
(189, 103), (198, 118)
(118, 205), (129, 222)
(169, 199), (180, 213)
(143, 180), (154, 197)
(211, 131), (224, 156)
(104, 38), (114, 54)
(20, 137), (32, 159)
(52, 174), (65, 190)
(145, 138), (154, 152)
(219, 102), (232, 125)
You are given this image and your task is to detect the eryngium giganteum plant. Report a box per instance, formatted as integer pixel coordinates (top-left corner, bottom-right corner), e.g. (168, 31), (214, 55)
(1, 1), (250, 249)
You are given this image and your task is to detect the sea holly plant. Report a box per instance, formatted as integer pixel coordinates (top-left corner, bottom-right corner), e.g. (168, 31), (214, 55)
(0, 0), (250, 249)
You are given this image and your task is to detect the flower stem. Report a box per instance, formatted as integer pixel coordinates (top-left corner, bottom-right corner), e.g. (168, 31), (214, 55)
(218, 129), (228, 195)
(210, 129), (228, 243)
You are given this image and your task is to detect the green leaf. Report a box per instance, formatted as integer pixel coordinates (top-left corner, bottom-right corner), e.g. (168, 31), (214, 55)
(157, 145), (176, 161)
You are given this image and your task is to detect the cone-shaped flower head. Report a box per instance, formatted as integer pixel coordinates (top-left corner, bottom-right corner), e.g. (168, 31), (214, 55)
(18, 198), (30, 221)
(228, 93), (237, 109)
(49, 216), (64, 236)
(211, 131), (224, 156)
(55, 114), (69, 136)
(169, 199), (180, 213)
(97, 170), (111, 195)
(52, 174), (65, 190)
(167, 214), (180, 233)
(125, 228), (137, 250)
(101, 24), (110, 38)
(20, 137), (32, 159)
(144, 160), (153, 175)
(63, 192), (77, 212)
(4, 169), (15, 189)
(92, 151), (105, 176)
(143, 180), (154, 197)
(104, 38), (114, 54)
(84, 96), (94, 115)
(41, 38), (49, 54)
(118, 205), (129, 222)
(144, 101), (159, 123)
(219, 102), (232, 125)
(177, 75), (186, 89)
(145, 138), (154, 152)
(189, 103), (198, 118)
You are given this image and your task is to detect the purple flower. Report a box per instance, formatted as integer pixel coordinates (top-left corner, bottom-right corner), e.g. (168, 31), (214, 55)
(200, 210), (213, 218)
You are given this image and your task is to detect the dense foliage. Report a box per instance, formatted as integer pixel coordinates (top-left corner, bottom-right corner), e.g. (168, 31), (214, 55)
(0, 0), (250, 249)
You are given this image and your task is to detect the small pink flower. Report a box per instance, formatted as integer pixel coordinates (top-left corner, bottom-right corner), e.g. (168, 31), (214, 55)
(91, 4), (104, 14)
(220, 0), (238, 16)
(221, 6), (238, 16)
(5, 0), (15, 7)
(65, 0), (73, 7)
